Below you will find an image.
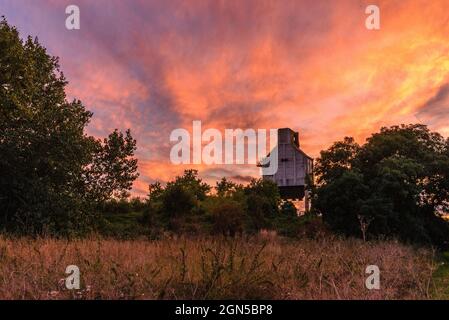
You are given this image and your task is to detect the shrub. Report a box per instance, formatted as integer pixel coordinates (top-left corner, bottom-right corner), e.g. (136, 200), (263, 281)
(210, 199), (245, 236)
(274, 201), (301, 237)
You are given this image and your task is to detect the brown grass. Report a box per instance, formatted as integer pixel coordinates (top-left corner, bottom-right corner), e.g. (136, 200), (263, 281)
(0, 235), (441, 300)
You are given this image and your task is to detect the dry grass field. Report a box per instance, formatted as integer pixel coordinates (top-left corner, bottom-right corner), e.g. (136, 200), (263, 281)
(0, 235), (445, 300)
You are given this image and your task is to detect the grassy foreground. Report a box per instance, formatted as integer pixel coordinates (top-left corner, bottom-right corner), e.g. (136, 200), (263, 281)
(0, 235), (445, 300)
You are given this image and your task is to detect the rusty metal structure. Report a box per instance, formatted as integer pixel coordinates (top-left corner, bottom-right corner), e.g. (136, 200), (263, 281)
(258, 128), (313, 211)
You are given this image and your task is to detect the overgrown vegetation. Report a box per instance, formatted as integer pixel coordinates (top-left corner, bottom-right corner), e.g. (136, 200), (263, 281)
(98, 170), (314, 239)
(0, 235), (439, 300)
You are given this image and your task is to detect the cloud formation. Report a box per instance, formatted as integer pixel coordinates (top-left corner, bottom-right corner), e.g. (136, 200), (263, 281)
(2, 0), (449, 195)
(416, 83), (449, 136)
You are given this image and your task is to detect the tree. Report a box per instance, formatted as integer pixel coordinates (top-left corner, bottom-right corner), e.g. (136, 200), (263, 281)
(161, 184), (196, 219)
(215, 177), (240, 197)
(148, 181), (164, 202)
(314, 137), (360, 184)
(314, 124), (449, 247)
(84, 129), (139, 202)
(0, 18), (138, 235)
(244, 178), (280, 231)
(145, 170), (211, 232)
(210, 199), (244, 236)
(169, 169), (211, 201)
(274, 200), (301, 237)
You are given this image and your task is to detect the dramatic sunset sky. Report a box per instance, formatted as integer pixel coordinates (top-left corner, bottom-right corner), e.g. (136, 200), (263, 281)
(2, 0), (449, 195)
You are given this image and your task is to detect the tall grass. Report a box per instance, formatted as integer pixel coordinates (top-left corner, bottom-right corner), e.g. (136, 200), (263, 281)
(0, 235), (440, 299)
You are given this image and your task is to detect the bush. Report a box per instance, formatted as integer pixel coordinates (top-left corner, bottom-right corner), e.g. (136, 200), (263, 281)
(274, 201), (301, 237)
(244, 179), (280, 232)
(209, 199), (245, 236)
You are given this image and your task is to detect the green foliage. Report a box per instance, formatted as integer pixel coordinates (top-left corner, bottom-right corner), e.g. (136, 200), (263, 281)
(315, 137), (360, 184)
(169, 169), (211, 201)
(314, 124), (449, 247)
(215, 177), (241, 197)
(162, 184), (196, 219)
(273, 201), (327, 238)
(99, 211), (148, 239)
(0, 19), (138, 236)
(209, 198), (245, 236)
(99, 171), (327, 240)
(99, 197), (146, 215)
(86, 129), (139, 202)
(274, 201), (301, 237)
(145, 170), (209, 233)
(244, 179), (280, 231)
(433, 251), (449, 299)
(136, 170), (291, 237)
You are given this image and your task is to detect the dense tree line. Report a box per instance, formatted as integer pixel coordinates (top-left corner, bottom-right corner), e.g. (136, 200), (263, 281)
(97, 170), (316, 239)
(140, 170), (307, 238)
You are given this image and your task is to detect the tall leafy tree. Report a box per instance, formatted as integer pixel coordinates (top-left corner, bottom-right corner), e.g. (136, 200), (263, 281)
(314, 124), (449, 247)
(0, 18), (138, 235)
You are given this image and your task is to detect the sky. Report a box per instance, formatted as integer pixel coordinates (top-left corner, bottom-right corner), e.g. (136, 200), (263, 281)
(1, 0), (449, 196)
